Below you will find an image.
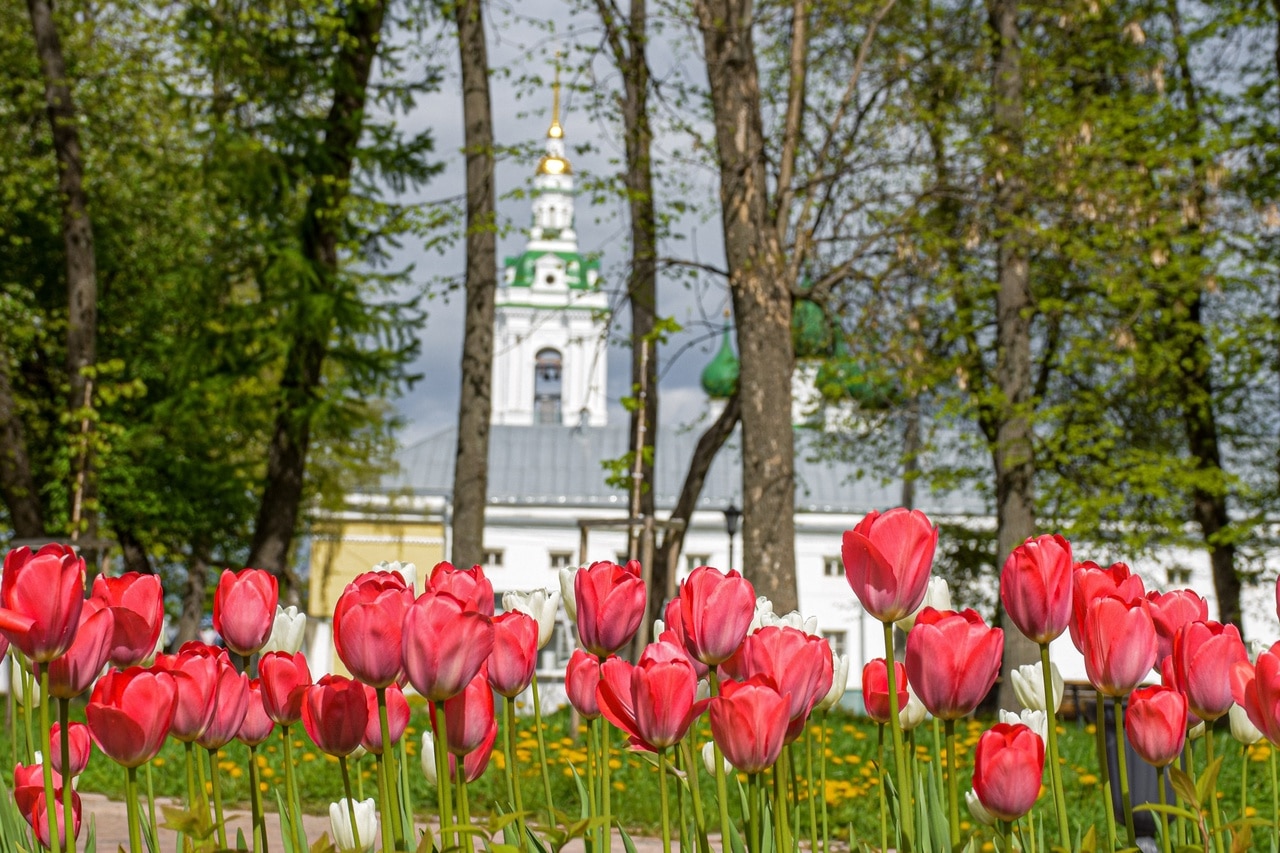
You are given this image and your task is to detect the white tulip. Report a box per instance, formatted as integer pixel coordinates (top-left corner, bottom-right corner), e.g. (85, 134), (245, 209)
(1010, 661), (1064, 714)
(1229, 704), (1264, 745)
(260, 605), (307, 655)
(420, 732), (438, 786)
(748, 597), (774, 633)
(653, 618), (666, 639)
(899, 684), (928, 732)
(701, 742), (731, 776)
(372, 560), (416, 591)
(966, 789), (996, 826)
(503, 589), (562, 650)
(1000, 708), (1048, 743)
(895, 577), (952, 633)
(1251, 640), (1270, 663)
(695, 678), (712, 703)
(328, 798), (378, 852)
(815, 651), (850, 713)
(559, 567), (579, 622)
(1188, 721), (1206, 740)
(13, 664), (41, 708)
(757, 609), (819, 636)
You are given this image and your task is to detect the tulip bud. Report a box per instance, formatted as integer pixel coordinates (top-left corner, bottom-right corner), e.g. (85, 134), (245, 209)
(14, 666), (42, 708)
(966, 788), (997, 826)
(261, 606), (307, 656)
(503, 588), (562, 650)
(373, 560), (416, 591)
(696, 678), (712, 704)
(1000, 708), (1048, 743)
(1010, 661), (1064, 714)
(899, 684), (928, 731)
(1188, 721), (1206, 740)
(420, 732), (438, 786)
(814, 651), (850, 713)
(701, 742), (731, 776)
(756, 609), (819, 636)
(1229, 704), (1264, 745)
(329, 798), (378, 852)
(896, 577), (952, 633)
(748, 596), (774, 633)
(558, 567), (579, 622)
(653, 618), (666, 639)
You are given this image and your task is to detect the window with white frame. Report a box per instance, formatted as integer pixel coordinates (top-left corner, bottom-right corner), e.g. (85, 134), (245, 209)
(822, 630), (847, 657)
(1166, 565), (1192, 586)
(823, 556), (843, 577)
(482, 549), (504, 568)
(549, 551), (575, 571)
(685, 553), (711, 573)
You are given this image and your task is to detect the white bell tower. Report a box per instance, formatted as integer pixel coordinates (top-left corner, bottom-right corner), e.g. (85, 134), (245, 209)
(491, 68), (609, 428)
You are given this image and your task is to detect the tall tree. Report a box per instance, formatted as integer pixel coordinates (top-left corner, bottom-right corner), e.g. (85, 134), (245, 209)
(449, 0), (499, 568)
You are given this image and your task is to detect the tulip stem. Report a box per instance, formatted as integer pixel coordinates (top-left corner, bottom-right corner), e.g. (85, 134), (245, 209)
(746, 773), (760, 853)
(1241, 743), (1249, 831)
(144, 760), (158, 847)
(945, 718), (960, 849)
(1205, 726), (1223, 853)
(282, 726), (307, 853)
(126, 766), (143, 853)
(997, 819), (1012, 853)
(6, 656), (16, 773)
(707, 672), (732, 853)
(1270, 748), (1278, 834)
(600, 713), (613, 853)
(530, 674), (557, 821)
(1095, 695), (1117, 852)
(503, 695), (528, 844)
(805, 724), (818, 853)
(882, 621), (913, 850)
(206, 747), (227, 849)
(674, 746), (687, 851)
(877, 724), (888, 853)
(772, 760), (785, 853)
(819, 714), (830, 853)
(1158, 771), (1172, 853)
(59, 698), (74, 853)
(457, 772), (471, 828)
(22, 661), (35, 763)
(1038, 643), (1070, 850)
(340, 755), (362, 851)
(397, 737), (414, 843)
(431, 702), (454, 850)
(374, 689), (398, 853)
(247, 744), (263, 853)
(657, 748), (672, 853)
(589, 719), (602, 852)
(680, 738), (710, 853)
(39, 668), (62, 853)
(1114, 701), (1136, 847)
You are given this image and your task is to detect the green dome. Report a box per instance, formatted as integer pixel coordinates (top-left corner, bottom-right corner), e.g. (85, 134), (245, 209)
(815, 342), (896, 409)
(701, 327), (740, 399)
(791, 298), (835, 358)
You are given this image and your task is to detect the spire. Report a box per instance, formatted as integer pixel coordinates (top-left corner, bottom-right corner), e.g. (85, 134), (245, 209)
(548, 59), (564, 140)
(537, 57), (571, 176)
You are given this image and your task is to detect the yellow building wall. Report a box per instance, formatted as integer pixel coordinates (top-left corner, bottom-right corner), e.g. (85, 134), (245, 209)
(308, 519), (446, 616)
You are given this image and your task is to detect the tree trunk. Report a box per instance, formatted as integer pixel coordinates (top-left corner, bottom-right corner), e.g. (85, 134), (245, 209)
(247, 0), (388, 596)
(117, 529), (155, 575)
(0, 362), (45, 538)
(987, 0), (1039, 709)
(27, 0), (98, 538)
(694, 0), (798, 613)
(449, 0), (498, 569)
(174, 545), (210, 650)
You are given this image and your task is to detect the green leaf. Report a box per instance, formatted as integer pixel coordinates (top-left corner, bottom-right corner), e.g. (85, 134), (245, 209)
(1134, 803), (1202, 822)
(1169, 766), (1200, 810)
(1195, 756), (1223, 807)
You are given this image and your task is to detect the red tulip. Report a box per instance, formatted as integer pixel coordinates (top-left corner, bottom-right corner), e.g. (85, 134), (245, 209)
(212, 568), (278, 656)
(679, 566), (755, 666)
(29, 788), (82, 849)
(402, 591), (494, 702)
(841, 508), (937, 623)
(1000, 534), (1073, 644)
(1147, 589), (1208, 665)
(861, 658), (909, 725)
(460, 720), (498, 782)
(333, 571), (415, 688)
(92, 572), (165, 667)
(302, 674), (368, 756)
(566, 649), (602, 719)
(1081, 595), (1158, 697)
(442, 668), (495, 756)
(720, 625), (833, 742)
(49, 721), (92, 776)
(43, 596), (115, 699)
(1159, 656), (1202, 729)
(197, 659), (251, 750)
(362, 683), (410, 754)
(14, 762), (59, 816)
(426, 562), (494, 616)
(0, 544), (85, 662)
(1069, 561), (1145, 653)
(487, 611), (539, 698)
(1173, 620), (1249, 721)
(973, 722), (1045, 821)
(597, 643), (709, 752)
(153, 643), (222, 742)
(708, 675), (790, 774)
(905, 608), (1003, 721)
(574, 560), (646, 659)
(86, 667), (178, 767)
(259, 650), (312, 726)
(1126, 685), (1188, 767)
(655, 598), (709, 679)
(1231, 643), (1280, 746)
(237, 679), (275, 747)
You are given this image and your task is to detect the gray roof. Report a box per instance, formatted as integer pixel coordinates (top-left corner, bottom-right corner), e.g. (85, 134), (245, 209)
(385, 424), (989, 516)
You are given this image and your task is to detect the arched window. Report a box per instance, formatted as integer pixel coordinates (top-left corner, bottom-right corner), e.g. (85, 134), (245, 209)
(535, 348), (563, 425)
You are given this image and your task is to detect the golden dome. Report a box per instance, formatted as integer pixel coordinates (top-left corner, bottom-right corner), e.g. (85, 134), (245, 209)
(537, 154), (571, 175)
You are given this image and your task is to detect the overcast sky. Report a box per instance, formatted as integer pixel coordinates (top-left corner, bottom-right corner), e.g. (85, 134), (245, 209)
(382, 2), (732, 449)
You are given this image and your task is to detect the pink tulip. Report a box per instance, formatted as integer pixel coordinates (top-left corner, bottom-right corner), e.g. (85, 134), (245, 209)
(259, 650), (312, 726)
(212, 568), (278, 656)
(0, 544), (85, 662)
(709, 675), (790, 774)
(679, 566), (755, 665)
(14, 762), (60, 816)
(1232, 648), (1280, 745)
(1081, 595), (1158, 697)
(657, 598), (708, 679)
(905, 608), (1003, 721)
(841, 508), (937, 623)
(575, 560), (647, 658)
(597, 643), (709, 751)
(426, 562), (495, 616)
(196, 659), (251, 750)
(49, 722), (92, 777)
(488, 611), (539, 698)
(402, 591), (494, 702)
(441, 720), (499, 783)
(861, 658), (909, 724)
(1126, 685), (1188, 767)
(566, 649), (603, 719)
(29, 788), (82, 849)
(153, 643), (223, 742)
(443, 668), (495, 756)
(973, 722), (1045, 821)
(1146, 589), (1208, 665)
(43, 596), (115, 699)
(719, 625), (832, 742)
(362, 683), (410, 754)
(334, 571), (415, 688)
(302, 674), (368, 756)
(1069, 561), (1145, 653)
(1173, 620), (1249, 721)
(237, 679), (276, 747)
(86, 667), (178, 768)
(1000, 534), (1073, 644)
(92, 572), (165, 667)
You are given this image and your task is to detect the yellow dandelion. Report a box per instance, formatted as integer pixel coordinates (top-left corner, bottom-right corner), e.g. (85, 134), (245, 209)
(294, 740), (304, 748)
(612, 781), (626, 791)
(267, 746), (278, 754)
(324, 754), (339, 763)
(217, 750), (228, 759)
(256, 755), (269, 768)
(259, 782), (269, 792)
(303, 752), (317, 762)
(230, 768), (244, 779)
(608, 759), (622, 770)
(1078, 774), (1098, 786)
(262, 767), (275, 779)
(152, 758), (165, 768)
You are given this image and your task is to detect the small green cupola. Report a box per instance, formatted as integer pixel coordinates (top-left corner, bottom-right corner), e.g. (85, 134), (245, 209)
(701, 323), (740, 399)
(815, 340), (895, 409)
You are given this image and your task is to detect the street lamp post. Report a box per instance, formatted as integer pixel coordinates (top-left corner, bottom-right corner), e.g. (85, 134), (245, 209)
(723, 502), (741, 573)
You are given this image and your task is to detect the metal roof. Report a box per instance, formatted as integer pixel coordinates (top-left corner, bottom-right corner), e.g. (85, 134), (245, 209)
(385, 424), (990, 517)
